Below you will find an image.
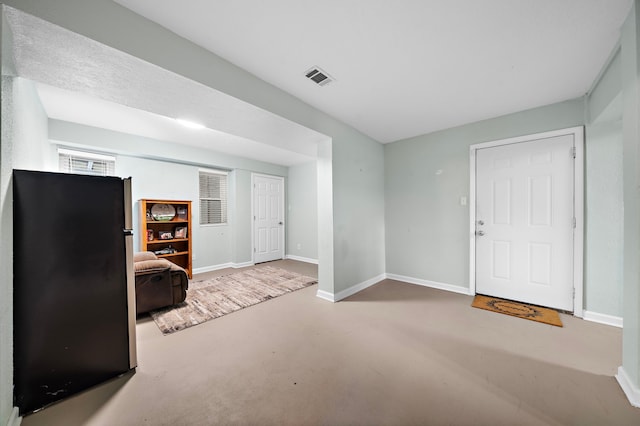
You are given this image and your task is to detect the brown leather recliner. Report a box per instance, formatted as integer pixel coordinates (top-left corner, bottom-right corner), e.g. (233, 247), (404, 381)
(133, 252), (189, 315)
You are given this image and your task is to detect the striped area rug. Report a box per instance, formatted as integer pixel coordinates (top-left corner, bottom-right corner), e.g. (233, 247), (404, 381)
(150, 266), (317, 334)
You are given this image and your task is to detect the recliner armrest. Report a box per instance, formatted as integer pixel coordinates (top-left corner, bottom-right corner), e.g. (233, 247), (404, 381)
(133, 251), (157, 262)
(134, 259), (172, 274)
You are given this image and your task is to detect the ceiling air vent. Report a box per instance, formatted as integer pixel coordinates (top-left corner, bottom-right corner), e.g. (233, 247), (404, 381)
(304, 66), (334, 86)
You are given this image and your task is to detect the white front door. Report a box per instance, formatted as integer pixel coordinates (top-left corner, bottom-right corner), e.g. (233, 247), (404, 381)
(253, 174), (284, 264)
(475, 134), (575, 311)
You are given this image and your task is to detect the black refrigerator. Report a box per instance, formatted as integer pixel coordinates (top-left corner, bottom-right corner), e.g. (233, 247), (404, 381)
(13, 169), (137, 415)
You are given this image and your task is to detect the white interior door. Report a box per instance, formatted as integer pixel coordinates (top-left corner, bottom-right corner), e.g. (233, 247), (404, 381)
(475, 135), (575, 311)
(253, 174), (284, 264)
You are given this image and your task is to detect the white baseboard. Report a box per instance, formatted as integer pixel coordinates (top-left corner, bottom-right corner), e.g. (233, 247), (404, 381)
(616, 366), (640, 408)
(386, 273), (472, 295)
(316, 273), (386, 303)
(232, 261), (254, 269)
(192, 262), (254, 275)
(192, 263), (233, 274)
(285, 255), (319, 264)
(8, 407), (21, 426)
(316, 289), (335, 302)
(583, 311), (623, 328)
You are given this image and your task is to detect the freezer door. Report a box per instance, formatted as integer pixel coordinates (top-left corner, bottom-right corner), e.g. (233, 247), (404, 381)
(13, 170), (134, 414)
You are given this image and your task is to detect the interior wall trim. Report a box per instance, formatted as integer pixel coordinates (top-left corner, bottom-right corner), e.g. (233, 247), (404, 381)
(285, 255), (318, 264)
(616, 366), (640, 408)
(317, 273), (472, 303)
(583, 311), (623, 328)
(315, 289), (335, 302)
(386, 273), (472, 296)
(192, 261), (254, 275)
(7, 407), (21, 426)
(315, 273), (385, 303)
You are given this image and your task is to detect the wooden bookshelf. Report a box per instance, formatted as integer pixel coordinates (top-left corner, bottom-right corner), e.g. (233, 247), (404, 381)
(139, 199), (192, 278)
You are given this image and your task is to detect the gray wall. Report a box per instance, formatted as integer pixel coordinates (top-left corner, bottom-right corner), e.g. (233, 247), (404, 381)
(287, 161), (318, 261)
(588, 49), (622, 122)
(0, 76), (49, 425)
(49, 119), (291, 270)
(584, 47), (624, 318)
(0, 12), (13, 424)
(333, 133), (386, 287)
(621, 0), (640, 398)
(385, 98), (584, 290)
(230, 169), (253, 265)
(584, 119), (623, 316)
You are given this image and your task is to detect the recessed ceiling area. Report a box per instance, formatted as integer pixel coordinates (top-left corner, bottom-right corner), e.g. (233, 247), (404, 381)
(113, 0), (633, 143)
(36, 83), (317, 167)
(6, 6), (327, 167)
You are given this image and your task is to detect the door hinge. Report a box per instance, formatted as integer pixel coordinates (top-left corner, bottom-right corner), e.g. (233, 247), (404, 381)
(571, 147), (576, 159)
(573, 217), (576, 228)
(254, 247), (256, 253)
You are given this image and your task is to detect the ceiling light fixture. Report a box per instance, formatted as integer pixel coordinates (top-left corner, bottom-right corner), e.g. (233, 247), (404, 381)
(176, 118), (206, 130)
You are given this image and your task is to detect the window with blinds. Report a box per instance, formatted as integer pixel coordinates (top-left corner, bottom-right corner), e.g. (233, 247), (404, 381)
(58, 148), (116, 176)
(199, 170), (228, 225)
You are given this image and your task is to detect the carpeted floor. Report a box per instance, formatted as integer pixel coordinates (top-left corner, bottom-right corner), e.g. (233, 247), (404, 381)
(151, 266), (317, 334)
(20, 261), (640, 426)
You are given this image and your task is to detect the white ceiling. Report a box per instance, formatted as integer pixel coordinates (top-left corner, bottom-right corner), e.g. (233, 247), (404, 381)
(6, 6), (326, 167)
(113, 0), (632, 143)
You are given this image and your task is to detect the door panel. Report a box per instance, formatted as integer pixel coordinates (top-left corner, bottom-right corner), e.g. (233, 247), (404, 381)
(253, 175), (284, 263)
(476, 135), (574, 311)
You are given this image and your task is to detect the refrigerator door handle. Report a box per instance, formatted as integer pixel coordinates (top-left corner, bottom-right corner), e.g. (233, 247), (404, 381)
(125, 235), (137, 369)
(123, 177), (137, 369)
(123, 177), (133, 231)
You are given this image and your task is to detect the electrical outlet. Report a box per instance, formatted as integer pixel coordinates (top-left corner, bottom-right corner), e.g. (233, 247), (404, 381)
(296, 243), (301, 250)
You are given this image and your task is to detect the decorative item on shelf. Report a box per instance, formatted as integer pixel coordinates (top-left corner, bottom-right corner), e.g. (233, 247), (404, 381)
(151, 203), (176, 221)
(158, 230), (173, 240)
(174, 226), (187, 239)
(140, 199), (192, 278)
(177, 206), (188, 220)
(154, 245), (176, 255)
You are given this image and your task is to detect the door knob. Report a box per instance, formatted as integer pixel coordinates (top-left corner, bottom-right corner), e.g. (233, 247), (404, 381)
(477, 230), (485, 236)
(278, 222), (283, 225)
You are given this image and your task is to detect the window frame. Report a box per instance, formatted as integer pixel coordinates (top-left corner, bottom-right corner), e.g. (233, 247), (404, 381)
(199, 169), (229, 226)
(58, 147), (116, 176)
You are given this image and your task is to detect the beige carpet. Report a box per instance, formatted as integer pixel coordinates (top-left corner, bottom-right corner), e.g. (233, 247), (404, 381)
(20, 270), (640, 426)
(150, 266), (317, 334)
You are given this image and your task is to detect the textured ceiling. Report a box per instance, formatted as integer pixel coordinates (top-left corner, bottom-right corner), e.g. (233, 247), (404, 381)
(6, 6), (326, 166)
(114, 0), (633, 143)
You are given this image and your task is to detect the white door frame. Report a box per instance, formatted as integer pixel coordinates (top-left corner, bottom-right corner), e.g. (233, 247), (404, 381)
(469, 126), (584, 316)
(251, 173), (285, 264)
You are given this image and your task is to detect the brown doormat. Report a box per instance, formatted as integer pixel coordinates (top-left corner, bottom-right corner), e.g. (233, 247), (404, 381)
(472, 295), (563, 327)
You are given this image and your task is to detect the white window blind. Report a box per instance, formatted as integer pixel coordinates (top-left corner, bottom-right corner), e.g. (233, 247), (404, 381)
(199, 170), (228, 225)
(58, 148), (116, 176)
